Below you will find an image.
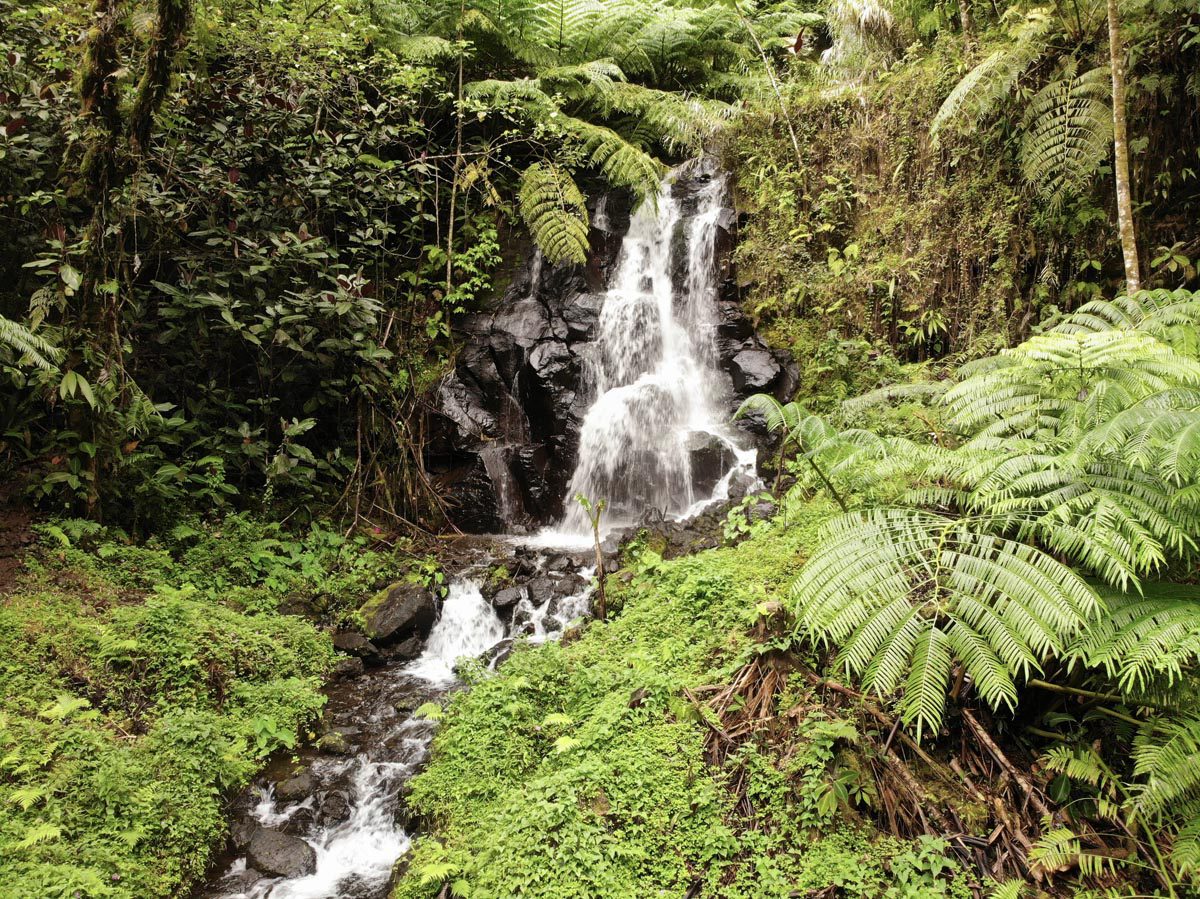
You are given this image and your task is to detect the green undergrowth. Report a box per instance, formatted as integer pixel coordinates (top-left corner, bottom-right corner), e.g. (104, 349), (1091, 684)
(0, 514), (417, 898)
(393, 500), (973, 899)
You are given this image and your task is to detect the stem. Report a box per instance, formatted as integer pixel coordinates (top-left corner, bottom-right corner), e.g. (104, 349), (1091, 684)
(731, 0), (803, 168)
(804, 454), (847, 512)
(1107, 0), (1142, 294)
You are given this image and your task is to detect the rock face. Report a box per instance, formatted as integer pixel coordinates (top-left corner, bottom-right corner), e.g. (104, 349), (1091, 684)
(358, 582), (437, 646)
(427, 168), (797, 533)
(246, 828), (317, 878)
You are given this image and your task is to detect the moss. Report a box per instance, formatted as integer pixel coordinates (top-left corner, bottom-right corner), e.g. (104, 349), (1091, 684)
(392, 499), (974, 898)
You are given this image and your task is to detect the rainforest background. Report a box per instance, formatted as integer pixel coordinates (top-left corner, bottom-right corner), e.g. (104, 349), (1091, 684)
(1, 0), (1200, 896)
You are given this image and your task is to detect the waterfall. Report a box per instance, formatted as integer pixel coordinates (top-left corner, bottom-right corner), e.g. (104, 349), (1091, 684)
(558, 164), (753, 535)
(405, 581), (505, 683)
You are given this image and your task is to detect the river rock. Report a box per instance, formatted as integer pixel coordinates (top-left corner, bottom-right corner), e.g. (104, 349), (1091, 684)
(359, 582), (437, 645)
(275, 771), (314, 801)
(317, 731), (351, 755)
(387, 635), (425, 662)
(331, 656), (365, 680)
(525, 576), (557, 606)
(247, 828), (317, 878)
(686, 432), (737, 496)
(230, 818), (258, 850)
(332, 631), (384, 666)
(729, 346), (782, 392)
(320, 790), (352, 824)
(492, 586), (525, 608)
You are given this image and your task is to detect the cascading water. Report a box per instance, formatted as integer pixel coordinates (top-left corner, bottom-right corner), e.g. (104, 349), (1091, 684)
(203, 163), (756, 899)
(204, 583), (504, 899)
(559, 162), (754, 535)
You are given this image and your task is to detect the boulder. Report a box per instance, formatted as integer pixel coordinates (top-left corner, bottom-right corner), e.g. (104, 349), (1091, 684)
(685, 432), (737, 496)
(319, 790), (352, 824)
(359, 582), (437, 646)
(330, 656), (365, 680)
(525, 576), (558, 607)
(387, 635), (425, 662)
(230, 818), (258, 850)
(275, 771), (314, 801)
(332, 631), (384, 666)
(492, 586), (525, 609)
(247, 828), (317, 879)
(729, 346), (783, 393)
(317, 731), (351, 755)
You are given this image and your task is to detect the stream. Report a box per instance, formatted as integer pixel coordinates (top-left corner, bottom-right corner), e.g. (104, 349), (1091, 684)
(201, 160), (757, 899)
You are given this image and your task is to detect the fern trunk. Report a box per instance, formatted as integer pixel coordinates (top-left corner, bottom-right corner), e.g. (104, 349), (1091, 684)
(1107, 0), (1141, 294)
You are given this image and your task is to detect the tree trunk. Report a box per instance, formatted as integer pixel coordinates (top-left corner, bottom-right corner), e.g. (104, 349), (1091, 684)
(1107, 0), (1141, 294)
(959, 0), (974, 46)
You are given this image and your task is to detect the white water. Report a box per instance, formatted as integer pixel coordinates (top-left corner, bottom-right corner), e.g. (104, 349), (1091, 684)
(558, 164), (753, 535)
(211, 582), (504, 899)
(405, 580), (505, 683)
(511, 567), (595, 644)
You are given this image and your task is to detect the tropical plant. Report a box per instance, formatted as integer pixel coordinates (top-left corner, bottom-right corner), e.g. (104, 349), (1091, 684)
(791, 508), (1100, 737)
(789, 288), (1200, 744)
(0, 316), (61, 372)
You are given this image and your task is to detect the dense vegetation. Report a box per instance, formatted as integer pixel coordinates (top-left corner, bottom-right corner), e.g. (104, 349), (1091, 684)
(1, 0), (1199, 896)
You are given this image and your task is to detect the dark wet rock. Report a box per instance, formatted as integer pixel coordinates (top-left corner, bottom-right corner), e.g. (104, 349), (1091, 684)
(729, 346), (783, 392)
(545, 555), (571, 572)
(359, 582), (437, 646)
(492, 586), (525, 609)
(332, 631), (384, 666)
(247, 828), (316, 878)
(317, 731), (351, 755)
(482, 638), (514, 668)
(750, 499), (778, 522)
(525, 576), (558, 606)
(331, 656), (365, 680)
(319, 790), (352, 824)
(387, 635), (425, 661)
(230, 819), (258, 850)
(279, 806), (316, 836)
(686, 432), (737, 496)
(275, 771), (314, 801)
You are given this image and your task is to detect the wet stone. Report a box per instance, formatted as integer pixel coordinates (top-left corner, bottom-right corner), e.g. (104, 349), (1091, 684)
(246, 828), (316, 879)
(275, 771), (314, 801)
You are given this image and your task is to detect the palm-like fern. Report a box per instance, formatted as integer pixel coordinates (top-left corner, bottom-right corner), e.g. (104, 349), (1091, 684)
(1019, 61), (1112, 208)
(376, 0), (799, 261)
(0, 315), (62, 372)
(792, 508), (1099, 738)
(930, 9), (1056, 139)
(518, 163), (591, 264)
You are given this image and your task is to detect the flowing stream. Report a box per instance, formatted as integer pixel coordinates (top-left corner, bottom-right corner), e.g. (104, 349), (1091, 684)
(202, 163), (753, 899)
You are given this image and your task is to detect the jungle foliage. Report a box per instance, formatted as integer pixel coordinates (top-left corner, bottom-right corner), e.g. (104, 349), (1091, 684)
(0, 0), (804, 532)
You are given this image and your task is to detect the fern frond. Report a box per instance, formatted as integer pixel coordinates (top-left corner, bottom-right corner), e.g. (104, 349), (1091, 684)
(1068, 583), (1200, 693)
(0, 315), (62, 372)
(791, 508), (1099, 738)
(518, 163), (590, 265)
(931, 10), (1056, 138)
(1019, 62), (1111, 209)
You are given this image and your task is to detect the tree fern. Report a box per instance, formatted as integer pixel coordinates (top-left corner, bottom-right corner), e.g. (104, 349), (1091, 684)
(930, 10), (1056, 139)
(1054, 288), (1200, 353)
(1068, 583), (1200, 693)
(944, 331), (1200, 440)
(518, 163), (591, 264)
(1130, 715), (1200, 873)
(791, 508), (1099, 738)
(1019, 61), (1112, 209)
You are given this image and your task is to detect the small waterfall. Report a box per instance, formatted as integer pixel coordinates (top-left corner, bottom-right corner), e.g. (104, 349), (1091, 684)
(559, 164), (753, 535)
(206, 580), (505, 899)
(405, 581), (505, 683)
